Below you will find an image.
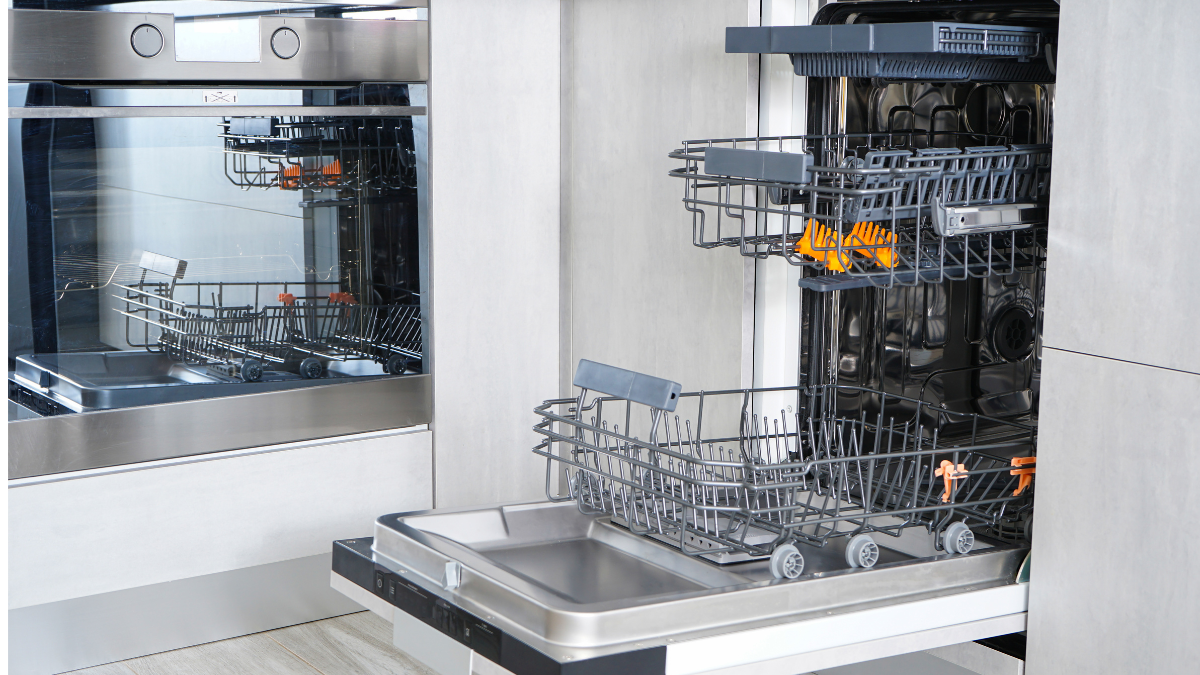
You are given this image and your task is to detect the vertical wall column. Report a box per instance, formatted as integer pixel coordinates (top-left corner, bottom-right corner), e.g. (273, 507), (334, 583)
(427, 0), (563, 508)
(562, 0), (749, 395)
(1026, 2), (1200, 673)
(753, 0), (815, 414)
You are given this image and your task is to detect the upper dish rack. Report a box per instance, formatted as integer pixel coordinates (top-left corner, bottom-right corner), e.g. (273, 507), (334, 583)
(221, 116), (417, 194)
(668, 131), (1051, 291)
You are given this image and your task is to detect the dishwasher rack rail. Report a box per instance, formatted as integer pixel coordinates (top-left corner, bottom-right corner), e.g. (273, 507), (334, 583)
(668, 132), (1051, 291)
(534, 374), (1036, 579)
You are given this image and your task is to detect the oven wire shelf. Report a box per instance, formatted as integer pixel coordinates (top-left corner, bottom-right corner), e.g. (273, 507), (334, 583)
(116, 259), (422, 382)
(221, 116), (417, 193)
(669, 132), (1051, 291)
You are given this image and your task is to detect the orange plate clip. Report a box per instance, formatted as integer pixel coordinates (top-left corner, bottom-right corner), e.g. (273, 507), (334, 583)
(1010, 456), (1036, 496)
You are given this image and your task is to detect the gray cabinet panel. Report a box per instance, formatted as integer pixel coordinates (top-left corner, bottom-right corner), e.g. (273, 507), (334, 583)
(1026, 348), (1200, 675)
(1042, 0), (1200, 374)
(565, 0), (748, 393)
(428, 0), (563, 508)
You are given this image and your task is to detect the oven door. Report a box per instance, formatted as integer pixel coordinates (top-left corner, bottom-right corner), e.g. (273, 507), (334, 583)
(7, 4), (431, 479)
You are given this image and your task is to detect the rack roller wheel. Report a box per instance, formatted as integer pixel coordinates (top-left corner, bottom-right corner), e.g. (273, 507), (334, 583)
(240, 360), (264, 383)
(769, 544), (804, 580)
(385, 354), (409, 375)
(299, 357), (324, 380)
(942, 522), (975, 555)
(940, 521), (979, 552)
(846, 534), (879, 569)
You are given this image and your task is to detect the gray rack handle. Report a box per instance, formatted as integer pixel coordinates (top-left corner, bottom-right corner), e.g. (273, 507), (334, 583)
(573, 360), (683, 413)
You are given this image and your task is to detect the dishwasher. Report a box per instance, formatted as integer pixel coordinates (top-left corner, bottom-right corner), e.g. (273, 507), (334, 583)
(332, 1), (1056, 673)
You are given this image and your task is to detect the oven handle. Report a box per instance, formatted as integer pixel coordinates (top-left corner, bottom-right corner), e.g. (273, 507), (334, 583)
(9, 105), (425, 119)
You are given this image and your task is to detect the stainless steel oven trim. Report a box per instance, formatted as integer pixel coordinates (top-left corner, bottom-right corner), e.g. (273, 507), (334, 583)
(201, 1), (428, 6)
(8, 9), (429, 84)
(9, 425), (428, 488)
(9, 374), (431, 480)
(232, 1), (428, 6)
(9, 106), (426, 119)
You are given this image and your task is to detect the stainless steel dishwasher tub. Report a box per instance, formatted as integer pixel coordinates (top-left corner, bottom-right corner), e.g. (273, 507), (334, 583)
(372, 500), (1026, 660)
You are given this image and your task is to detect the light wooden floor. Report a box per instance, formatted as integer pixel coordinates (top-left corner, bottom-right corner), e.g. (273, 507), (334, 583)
(63, 610), (983, 675)
(66, 611), (436, 675)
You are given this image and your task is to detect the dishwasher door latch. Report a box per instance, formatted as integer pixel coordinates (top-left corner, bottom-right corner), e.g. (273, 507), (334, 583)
(442, 561), (462, 591)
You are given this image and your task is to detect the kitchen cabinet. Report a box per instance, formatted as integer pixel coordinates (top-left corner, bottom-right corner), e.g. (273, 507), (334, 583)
(1026, 2), (1200, 673)
(9, 429), (433, 674)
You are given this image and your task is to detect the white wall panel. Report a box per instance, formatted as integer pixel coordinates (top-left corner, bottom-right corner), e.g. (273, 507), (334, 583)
(8, 429), (432, 609)
(427, 0), (562, 508)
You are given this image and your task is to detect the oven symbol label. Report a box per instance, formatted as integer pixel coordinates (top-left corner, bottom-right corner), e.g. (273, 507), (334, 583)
(203, 90), (239, 104)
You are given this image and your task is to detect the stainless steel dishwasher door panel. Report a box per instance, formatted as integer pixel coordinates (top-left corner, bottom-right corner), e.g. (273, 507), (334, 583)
(372, 500), (1027, 659)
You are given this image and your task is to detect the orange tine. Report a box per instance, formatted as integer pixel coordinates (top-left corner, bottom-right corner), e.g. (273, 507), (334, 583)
(795, 219), (850, 272)
(795, 218), (819, 258)
(848, 222), (872, 257)
(878, 225), (897, 268)
(820, 222), (851, 273)
(860, 222), (897, 269)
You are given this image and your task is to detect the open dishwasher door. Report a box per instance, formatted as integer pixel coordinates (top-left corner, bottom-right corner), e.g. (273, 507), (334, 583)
(332, 363), (1034, 675)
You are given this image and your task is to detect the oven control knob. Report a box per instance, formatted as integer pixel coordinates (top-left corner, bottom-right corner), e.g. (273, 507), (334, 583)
(271, 27), (301, 59)
(131, 24), (163, 58)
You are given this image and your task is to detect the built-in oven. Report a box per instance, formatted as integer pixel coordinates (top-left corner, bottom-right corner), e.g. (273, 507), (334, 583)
(7, 2), (430, 479)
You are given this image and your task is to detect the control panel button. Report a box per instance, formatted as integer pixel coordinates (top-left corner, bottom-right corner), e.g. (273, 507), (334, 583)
(271, 27), (300, 59)
(131, 24), (163, 58)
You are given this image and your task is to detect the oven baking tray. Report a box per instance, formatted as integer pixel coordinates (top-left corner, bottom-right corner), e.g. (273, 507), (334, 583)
(11, 351), (385, 413)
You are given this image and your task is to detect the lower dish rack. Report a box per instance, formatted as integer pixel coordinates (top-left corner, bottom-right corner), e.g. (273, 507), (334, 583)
(534, 361), (1036, 579)
(668, 132), (1051, 291)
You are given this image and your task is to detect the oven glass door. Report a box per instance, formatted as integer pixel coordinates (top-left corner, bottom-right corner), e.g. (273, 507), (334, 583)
(8, 83), (429, 418)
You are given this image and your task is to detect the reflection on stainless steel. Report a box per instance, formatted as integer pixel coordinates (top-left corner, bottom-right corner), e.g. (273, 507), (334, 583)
(8, 374), (431, 479)
(372, 501), (1025, 659)
(10, 106), (426, 119)
(8, 10), (428, 84)
(12, 351), (391, 412)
